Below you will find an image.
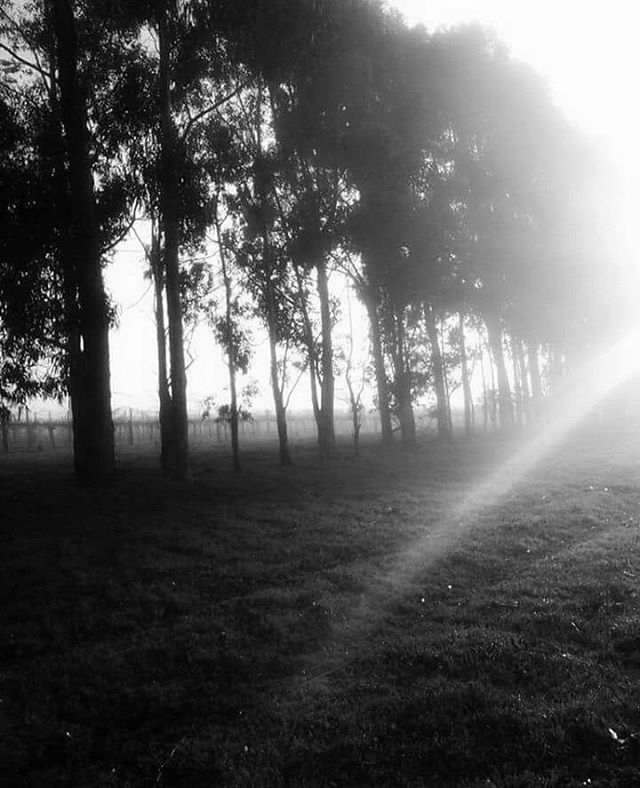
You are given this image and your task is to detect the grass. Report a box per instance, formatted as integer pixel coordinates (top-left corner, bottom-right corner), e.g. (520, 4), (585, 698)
(2, 427), (640, 786)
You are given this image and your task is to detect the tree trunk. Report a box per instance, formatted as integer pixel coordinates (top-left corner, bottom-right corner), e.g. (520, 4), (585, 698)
(158, 12), (190, 480)
(393, 308), (416, 448)
(294, 265), (322, 450)
(219, 228), (241, 473)
(266, 287), (292, 466)
(347, 383), (362, 458)
(50, 0), (114, 484)
(316, 258), (335, 459)
(515, 339), (530, 426)
(511, 338), (523, 426)
(363, 288), (393, 445)
(458, 311), (473, 436)
(227, 355), (241, 473)
(424, 302), (450, 440)
(149, 219), (174, 474)
(484, 312), (514, 429)
(528, 342), (543, 399)
(528, 341), (543, 423)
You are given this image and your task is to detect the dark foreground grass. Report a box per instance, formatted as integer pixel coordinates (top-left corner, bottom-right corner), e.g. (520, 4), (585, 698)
(3, 428), (640, 786)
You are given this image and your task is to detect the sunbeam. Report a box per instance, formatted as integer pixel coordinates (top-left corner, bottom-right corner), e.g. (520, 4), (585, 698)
(296, 325), (640, 688)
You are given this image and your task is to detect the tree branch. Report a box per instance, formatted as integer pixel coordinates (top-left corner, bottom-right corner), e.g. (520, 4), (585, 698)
(101, 202), (140, 254)
(284, 363), (306, 411)
(181, 80), (249, 141)
(0, 42), (52, 80)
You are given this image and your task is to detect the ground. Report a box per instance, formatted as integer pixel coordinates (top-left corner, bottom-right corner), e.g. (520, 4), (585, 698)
(2, 425), (640, 786)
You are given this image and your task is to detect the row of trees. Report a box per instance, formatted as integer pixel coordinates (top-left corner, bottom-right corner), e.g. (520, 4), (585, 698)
(0, 0), (624, 482)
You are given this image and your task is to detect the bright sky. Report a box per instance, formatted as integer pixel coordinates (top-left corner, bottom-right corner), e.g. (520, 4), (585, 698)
(393, 0), (639, 141)
(393, 0), (640, 280)
(102, 0), (640, 417)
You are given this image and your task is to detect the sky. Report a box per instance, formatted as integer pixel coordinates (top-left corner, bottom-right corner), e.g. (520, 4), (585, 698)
(393, 0), (639, 143)
(98, 0), (640, 418)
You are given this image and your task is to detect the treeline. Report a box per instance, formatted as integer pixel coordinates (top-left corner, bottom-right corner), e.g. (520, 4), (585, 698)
(0, 0), (624, 482)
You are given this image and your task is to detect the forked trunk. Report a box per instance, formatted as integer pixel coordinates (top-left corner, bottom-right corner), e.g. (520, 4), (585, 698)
(159, 12), (190, 480)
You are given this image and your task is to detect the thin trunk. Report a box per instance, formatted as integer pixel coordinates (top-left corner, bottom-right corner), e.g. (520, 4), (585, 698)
(316, 258), (335, 459)
(442, 346), (453, 435)
(363, 288), (393, 444)
(424, 302), (450, 439)
(528, 341), (543, 423)
(346, 380), (362, 457)
(158, 11), (190, 480)
(528, 342), (543, 399)
(294, 265), (322, 443)
(459, 311), (473, 436)
(515, 339), (530, 426)
(50, 0), (114, 483)
(485, 313), (514, 429)
(150, 219), (173, 473)
(393, 308), (416, 448)
(257, 79), (290, 466)
(266, 286), (292, 466)
(511, 338), (523, 426)
(480, 348), (489, 432)
(218, 221), (241, 473)
(345, 285), (363, 458)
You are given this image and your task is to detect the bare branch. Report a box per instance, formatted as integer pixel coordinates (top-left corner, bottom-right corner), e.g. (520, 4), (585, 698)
(284, 363), (306, 411)
(0, 41), (51, 80)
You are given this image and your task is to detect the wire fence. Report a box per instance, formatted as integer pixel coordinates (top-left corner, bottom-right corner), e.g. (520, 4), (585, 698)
(1, 409), (387, 453)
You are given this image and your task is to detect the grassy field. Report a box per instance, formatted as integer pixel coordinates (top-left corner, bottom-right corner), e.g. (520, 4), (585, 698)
(3, 427), (640, 786)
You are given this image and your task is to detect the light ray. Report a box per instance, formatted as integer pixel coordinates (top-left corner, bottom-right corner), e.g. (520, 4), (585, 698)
(295, 326), (640, 689)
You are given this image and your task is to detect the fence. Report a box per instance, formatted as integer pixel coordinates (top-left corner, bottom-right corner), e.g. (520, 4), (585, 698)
(2, 409), (383, 452)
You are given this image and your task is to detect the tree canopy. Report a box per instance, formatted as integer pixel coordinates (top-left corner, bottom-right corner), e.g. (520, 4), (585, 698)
(0, 0), (624, 476)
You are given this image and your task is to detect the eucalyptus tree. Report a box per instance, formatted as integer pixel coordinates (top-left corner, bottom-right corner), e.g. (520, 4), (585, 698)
(206, 73), (300, 465)
(0, 92), (66, 420)
(270, 131), (355, 458)
(94, 0), (254, 478)
(0, 0), (148, 481)
(426, 24), (582, 429)
(336, 15), (438, 447)
(210, 198), (254, 473)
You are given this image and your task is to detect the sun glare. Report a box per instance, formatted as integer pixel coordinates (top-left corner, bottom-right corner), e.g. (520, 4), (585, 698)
(297, 324), (640, 686)
(391, 0), (640, 280)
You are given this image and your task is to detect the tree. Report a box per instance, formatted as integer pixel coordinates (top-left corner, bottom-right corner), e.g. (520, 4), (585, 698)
(0, 92), (66, 421)
(0, 0), (133, 480)
(211, 199), (254, 472)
